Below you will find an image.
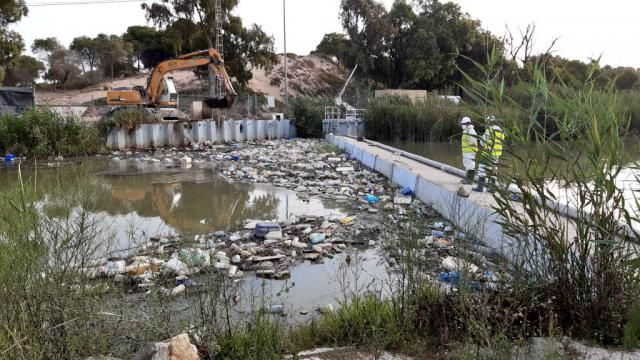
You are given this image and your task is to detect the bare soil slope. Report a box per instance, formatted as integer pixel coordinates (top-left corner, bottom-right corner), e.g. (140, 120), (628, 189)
(35, 54), (346, 106)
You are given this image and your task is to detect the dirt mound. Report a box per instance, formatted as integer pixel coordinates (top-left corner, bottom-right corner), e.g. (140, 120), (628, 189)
(249, 54), (347, 101)
(35, 54), (346, 106)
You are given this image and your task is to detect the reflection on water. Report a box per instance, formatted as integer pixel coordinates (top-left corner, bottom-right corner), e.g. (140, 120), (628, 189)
(238, 249), (389, 323)
(0, 158), (345, 252)
(381, 139), (640, 219)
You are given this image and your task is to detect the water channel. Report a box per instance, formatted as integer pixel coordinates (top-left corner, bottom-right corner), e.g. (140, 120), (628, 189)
(5, 138), (636, 324)
(0, 156), (390, 322)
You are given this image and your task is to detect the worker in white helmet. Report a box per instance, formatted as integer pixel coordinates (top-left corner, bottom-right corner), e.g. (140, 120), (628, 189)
(473, 115), (505, 193)
(460, 116), (478, 185)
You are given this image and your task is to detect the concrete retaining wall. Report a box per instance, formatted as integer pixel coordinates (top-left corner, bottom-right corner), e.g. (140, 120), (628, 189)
(107, 119), (294, 150)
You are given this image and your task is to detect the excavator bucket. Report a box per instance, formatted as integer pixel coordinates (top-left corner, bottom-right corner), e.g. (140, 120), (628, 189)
(203, 96), (233, 109)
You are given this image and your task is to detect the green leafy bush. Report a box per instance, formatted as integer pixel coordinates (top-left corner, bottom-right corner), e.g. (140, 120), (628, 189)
(0, 108), (102, 157)
(96, 107), (157, 138)
(288, 97), (331, 138)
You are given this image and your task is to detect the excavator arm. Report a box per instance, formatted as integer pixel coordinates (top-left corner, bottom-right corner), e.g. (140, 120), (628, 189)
(146, 58), (212, 104)
(147, 48), (236, 106)
(106, 48), (236, 115)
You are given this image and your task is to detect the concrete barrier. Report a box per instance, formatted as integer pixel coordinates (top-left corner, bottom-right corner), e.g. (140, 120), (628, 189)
(207, 121), (216, 143)
(234, 120), (246, 142)
(329, 134), (513, 254)
(361, 152), (377, 169)
(414, 176), (509, 253)
(391, 163), (418, 192)
(246, 120), (256, 141)
(374, 157), (394, 179)
(106, 119), (294, 149)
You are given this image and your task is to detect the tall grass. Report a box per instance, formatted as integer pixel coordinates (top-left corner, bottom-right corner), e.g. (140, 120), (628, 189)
(461, 48), (640, 345)
(0, 108), (102, 158)
(363, 83), (640, 144)
(365, 95), (463, 142)
(0, 167), (177, 359)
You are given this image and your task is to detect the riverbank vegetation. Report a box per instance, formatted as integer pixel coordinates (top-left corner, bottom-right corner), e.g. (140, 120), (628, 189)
(96, 107), (158, 139)
(464, 49), (640, 346)
(0, 108), (102, 157)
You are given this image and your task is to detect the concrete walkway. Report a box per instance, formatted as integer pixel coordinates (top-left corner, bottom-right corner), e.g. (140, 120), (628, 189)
(328, 135), (539, 254)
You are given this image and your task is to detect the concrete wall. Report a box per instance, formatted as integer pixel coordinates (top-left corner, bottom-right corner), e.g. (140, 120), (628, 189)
(107, 119), (294, 150)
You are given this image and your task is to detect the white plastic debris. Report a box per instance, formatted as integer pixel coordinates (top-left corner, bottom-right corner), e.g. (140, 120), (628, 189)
(105, 260), (126, 276)
(164, 258), (190, 275)
(441, 256), (479, 273)
(171, 284), (186, 296)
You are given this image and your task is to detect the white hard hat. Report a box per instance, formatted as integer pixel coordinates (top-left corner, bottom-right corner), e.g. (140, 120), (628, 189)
(486, 115), (496, 122)
(460, 116), (471, 125)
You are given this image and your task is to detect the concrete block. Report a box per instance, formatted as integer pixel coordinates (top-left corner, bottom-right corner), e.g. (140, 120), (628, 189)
(361, 152), (377, 169)
(234, 120), (246, 142)
(150, 124), (164, 147)
(206, 121), (218, 143)
(192, 121), (207, 144)
(223, 120), (234, 143)
(245, 120), (256, 141)
(352, 147), (364, 162)
(267, 120), (277, 139)
(392, 163), (418, 192)
(374, 157), (394, 178)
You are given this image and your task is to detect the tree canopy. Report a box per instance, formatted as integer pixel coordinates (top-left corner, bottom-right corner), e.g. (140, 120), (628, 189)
(3, 55), (45, 86)
(311, 0), (640, 94)
(0, 0), (28, 83)
(321, 0), (504, 91)
(141, 0), (277, 85)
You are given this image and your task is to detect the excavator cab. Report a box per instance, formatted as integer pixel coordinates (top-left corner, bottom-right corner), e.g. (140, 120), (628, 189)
(156, 76), (178, 107)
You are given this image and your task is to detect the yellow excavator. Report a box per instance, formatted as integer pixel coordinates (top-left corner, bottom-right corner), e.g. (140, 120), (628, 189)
(106, 48), (236, 120)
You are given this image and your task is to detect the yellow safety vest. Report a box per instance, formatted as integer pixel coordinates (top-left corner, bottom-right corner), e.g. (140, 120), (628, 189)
(486, 127), (505, 158)
(461, 131), (478, 154)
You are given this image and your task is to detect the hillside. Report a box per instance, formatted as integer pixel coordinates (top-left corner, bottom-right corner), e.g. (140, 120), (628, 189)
(35, 54), (347, 106)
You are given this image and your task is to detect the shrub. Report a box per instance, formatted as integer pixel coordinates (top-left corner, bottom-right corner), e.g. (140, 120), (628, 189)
(0, 108), (102, 157)
(624, 302), (640, 348)
(288, 97), (331, 138)
(617, 90), (640, 132)
(96, 108), (157, 139)
(0, 172), (112, 357)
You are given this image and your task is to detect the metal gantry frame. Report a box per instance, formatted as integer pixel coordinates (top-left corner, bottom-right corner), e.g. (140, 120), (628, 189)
(211, 0), (225, 100)
(215, 0), (223, 60)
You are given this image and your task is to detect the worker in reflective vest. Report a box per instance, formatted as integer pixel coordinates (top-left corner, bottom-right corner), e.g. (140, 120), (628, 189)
(473, 115), (505, 193)
(460, 116), (478, 185)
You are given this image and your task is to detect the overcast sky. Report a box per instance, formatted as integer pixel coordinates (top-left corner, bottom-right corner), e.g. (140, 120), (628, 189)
(14, 0), (640, 68)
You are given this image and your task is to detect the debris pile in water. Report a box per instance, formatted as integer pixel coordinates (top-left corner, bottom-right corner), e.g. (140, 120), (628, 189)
(91, 140), (506, 299)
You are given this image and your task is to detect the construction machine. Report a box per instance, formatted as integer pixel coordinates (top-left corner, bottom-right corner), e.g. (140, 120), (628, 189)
(106, 48), (236, 120)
